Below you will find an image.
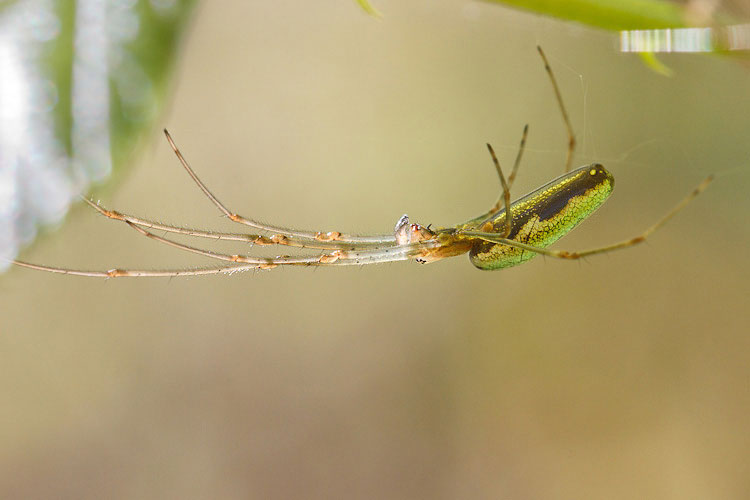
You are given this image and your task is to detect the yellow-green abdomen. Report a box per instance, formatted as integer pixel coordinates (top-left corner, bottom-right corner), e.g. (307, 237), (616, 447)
(470, 164), (614, 270)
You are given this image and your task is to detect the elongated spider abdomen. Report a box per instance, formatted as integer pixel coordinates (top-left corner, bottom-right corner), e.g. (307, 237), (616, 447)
(469, 164), (614, 270)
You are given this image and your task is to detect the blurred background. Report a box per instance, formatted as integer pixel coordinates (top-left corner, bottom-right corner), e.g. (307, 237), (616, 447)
(2, 1), (749, 498)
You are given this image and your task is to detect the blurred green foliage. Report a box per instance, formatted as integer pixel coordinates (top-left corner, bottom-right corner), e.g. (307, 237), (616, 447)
(355, 0), (689, 29)
(38, 0), (196, 185)
(482, 0), (688, 30)
(0, 0), (197, 264)
(356, 0), (382, 18)
(109, 0), (196, 182)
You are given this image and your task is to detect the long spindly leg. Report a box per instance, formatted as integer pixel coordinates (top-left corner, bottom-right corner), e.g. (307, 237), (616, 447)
(163, 130), (396, 245)
(123, 221), (425, 267)
(471, 46), (576, 228)
(482, 144), (512, 238)
(506, 123), (529, 189)
(488, 124), (528, 212)
(537, 46), (576, 173)
(11, 226), (438, 278)
(10, 260), (251, 278)
(464, 125), (528, 231)
(81, 198), (365, 251)
(461, 175), (713, 260)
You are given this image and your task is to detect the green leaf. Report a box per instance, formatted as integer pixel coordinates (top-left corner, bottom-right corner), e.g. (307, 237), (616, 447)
(0, 0), (197, 267)
(638, 52), (673, 76)
(355, 0), (382, 18)
(482, 0), (688, 30)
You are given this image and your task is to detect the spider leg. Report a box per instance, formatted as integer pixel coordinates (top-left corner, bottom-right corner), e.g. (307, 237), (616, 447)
(125, 221), (420, 267)
(11, 235), (435, 278)
(506, 123), (528, 189)
(537, 46), (576, 173)
(461, 175), (713, 260)
(163, 129), (397, 245)
(81, 198), (367, 250)
(462, 125), (528, 231)
(10, 259), (246, 278)
(123, 221), (324, 266)
(11, 224), (439, 278)
(468, 46), (577, 230)
(483, 144), (512, 238)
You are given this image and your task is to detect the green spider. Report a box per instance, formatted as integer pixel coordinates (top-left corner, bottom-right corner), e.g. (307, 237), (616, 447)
(12, 48), (711, 278)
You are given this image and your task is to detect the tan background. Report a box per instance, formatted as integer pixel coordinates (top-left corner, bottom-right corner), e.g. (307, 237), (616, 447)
(2, 1), (749, 498)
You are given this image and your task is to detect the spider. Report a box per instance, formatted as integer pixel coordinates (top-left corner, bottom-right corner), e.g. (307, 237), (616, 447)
(12, 47), (712, 278)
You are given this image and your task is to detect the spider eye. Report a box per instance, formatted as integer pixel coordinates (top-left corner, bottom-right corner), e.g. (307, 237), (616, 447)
(588, 164), (607, 177)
